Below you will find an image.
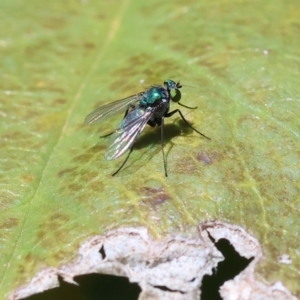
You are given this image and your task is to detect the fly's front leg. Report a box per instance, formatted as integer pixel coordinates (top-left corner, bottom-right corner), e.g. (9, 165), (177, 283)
(165, 109), (211, 140)
(178, 102), (197, 109)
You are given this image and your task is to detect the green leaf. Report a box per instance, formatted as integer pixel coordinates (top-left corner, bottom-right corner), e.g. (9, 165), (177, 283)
(1, 0), (299, 298)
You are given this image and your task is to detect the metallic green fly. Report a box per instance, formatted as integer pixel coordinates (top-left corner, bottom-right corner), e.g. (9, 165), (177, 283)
(84, 79), (210, 176)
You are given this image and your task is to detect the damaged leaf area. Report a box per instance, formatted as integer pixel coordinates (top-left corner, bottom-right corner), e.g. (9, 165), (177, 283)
(9, 224), (297, 300)
(1, 0), (300, 299)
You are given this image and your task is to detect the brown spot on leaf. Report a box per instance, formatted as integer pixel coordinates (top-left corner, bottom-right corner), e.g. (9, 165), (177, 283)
(96, 13), (106, 20)
(196, 151), (223, 165)
(66, 183), (83, 192)
(109, 79), (128, 91)
(30, 82), (66, 94)
(83, 42), (96, 49)
(50, 212), (70, 223)
(2, 131), (25, 140)
(175, 157), (198, 174)
(88, 181), (104, 192)
(72, 153), (95, 163)
(80, 170), (99, 182)
(41, 17), (67, 30)
(24, 252), (36, 265)
(73, 145), (106, 163)
(53, 98), (67, 105)
(36, 212), (73, 249)
(141, 187), (171, 205)
(0, 217), (19, 229)
(57, 167), (77, 178)
(22, 173), (35, 183)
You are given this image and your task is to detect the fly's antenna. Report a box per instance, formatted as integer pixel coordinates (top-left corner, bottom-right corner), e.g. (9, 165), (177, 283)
(181, 84), (200, 90)
(176, 82), (182, 89)
(177, 60), (202, 91)
(176, 62), (188, 87)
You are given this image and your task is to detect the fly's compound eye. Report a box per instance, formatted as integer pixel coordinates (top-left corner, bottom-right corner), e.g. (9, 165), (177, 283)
(171, 89), (181, 102)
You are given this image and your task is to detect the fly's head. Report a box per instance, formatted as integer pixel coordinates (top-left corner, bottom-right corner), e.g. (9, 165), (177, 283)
(164, 79), (182, 90)
(164, 79), (182, 103)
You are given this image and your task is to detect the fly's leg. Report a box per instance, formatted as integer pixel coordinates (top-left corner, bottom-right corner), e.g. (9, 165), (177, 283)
(100, 108), (130, 138)
(100, 131), (115, 138)
(165, 109), (211, 140)
(112, 146), (134, 176)
(160, 117), (168, 177)
(178, 102), (197, 109)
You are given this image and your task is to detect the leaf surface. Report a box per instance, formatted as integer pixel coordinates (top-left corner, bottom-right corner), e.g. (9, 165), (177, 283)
(0, 0), (299, 298)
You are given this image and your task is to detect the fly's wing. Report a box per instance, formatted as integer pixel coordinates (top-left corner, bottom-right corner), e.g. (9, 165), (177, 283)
(84, 92), (144, 124)
(105, 107), (155, 160)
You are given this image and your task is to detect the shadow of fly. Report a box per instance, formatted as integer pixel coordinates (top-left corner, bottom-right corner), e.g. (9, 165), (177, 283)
(84, 80), (210, 176)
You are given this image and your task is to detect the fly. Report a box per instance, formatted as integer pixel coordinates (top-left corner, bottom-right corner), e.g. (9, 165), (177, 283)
(84, 79), (210, 176)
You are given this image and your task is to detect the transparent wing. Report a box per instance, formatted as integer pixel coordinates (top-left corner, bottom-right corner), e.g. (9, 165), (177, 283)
(105, 107), (155, 160)
(84, 92), (144, 124)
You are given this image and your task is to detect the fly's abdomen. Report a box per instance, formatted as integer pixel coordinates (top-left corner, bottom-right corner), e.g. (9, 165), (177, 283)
(105, 107), (152, 160)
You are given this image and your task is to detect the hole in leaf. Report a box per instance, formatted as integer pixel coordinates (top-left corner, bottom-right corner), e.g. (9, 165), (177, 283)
(99, 245), (106, 259)
(74, 273), (141, 300)
(201, 235), (254, 300)
(20, 274), (141, 300)
(20, 276), (85, 300)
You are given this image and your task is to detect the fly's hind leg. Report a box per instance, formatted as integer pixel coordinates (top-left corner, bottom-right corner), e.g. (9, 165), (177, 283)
(165, 109), (211, 140)
(100, 131), (115, 138)
(160, 117), (168, 177)
(112, 146), (134, 176)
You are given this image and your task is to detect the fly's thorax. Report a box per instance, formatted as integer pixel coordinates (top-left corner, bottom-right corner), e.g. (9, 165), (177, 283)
(151, 99), (170, 120)
(140, 86), (170, 107)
